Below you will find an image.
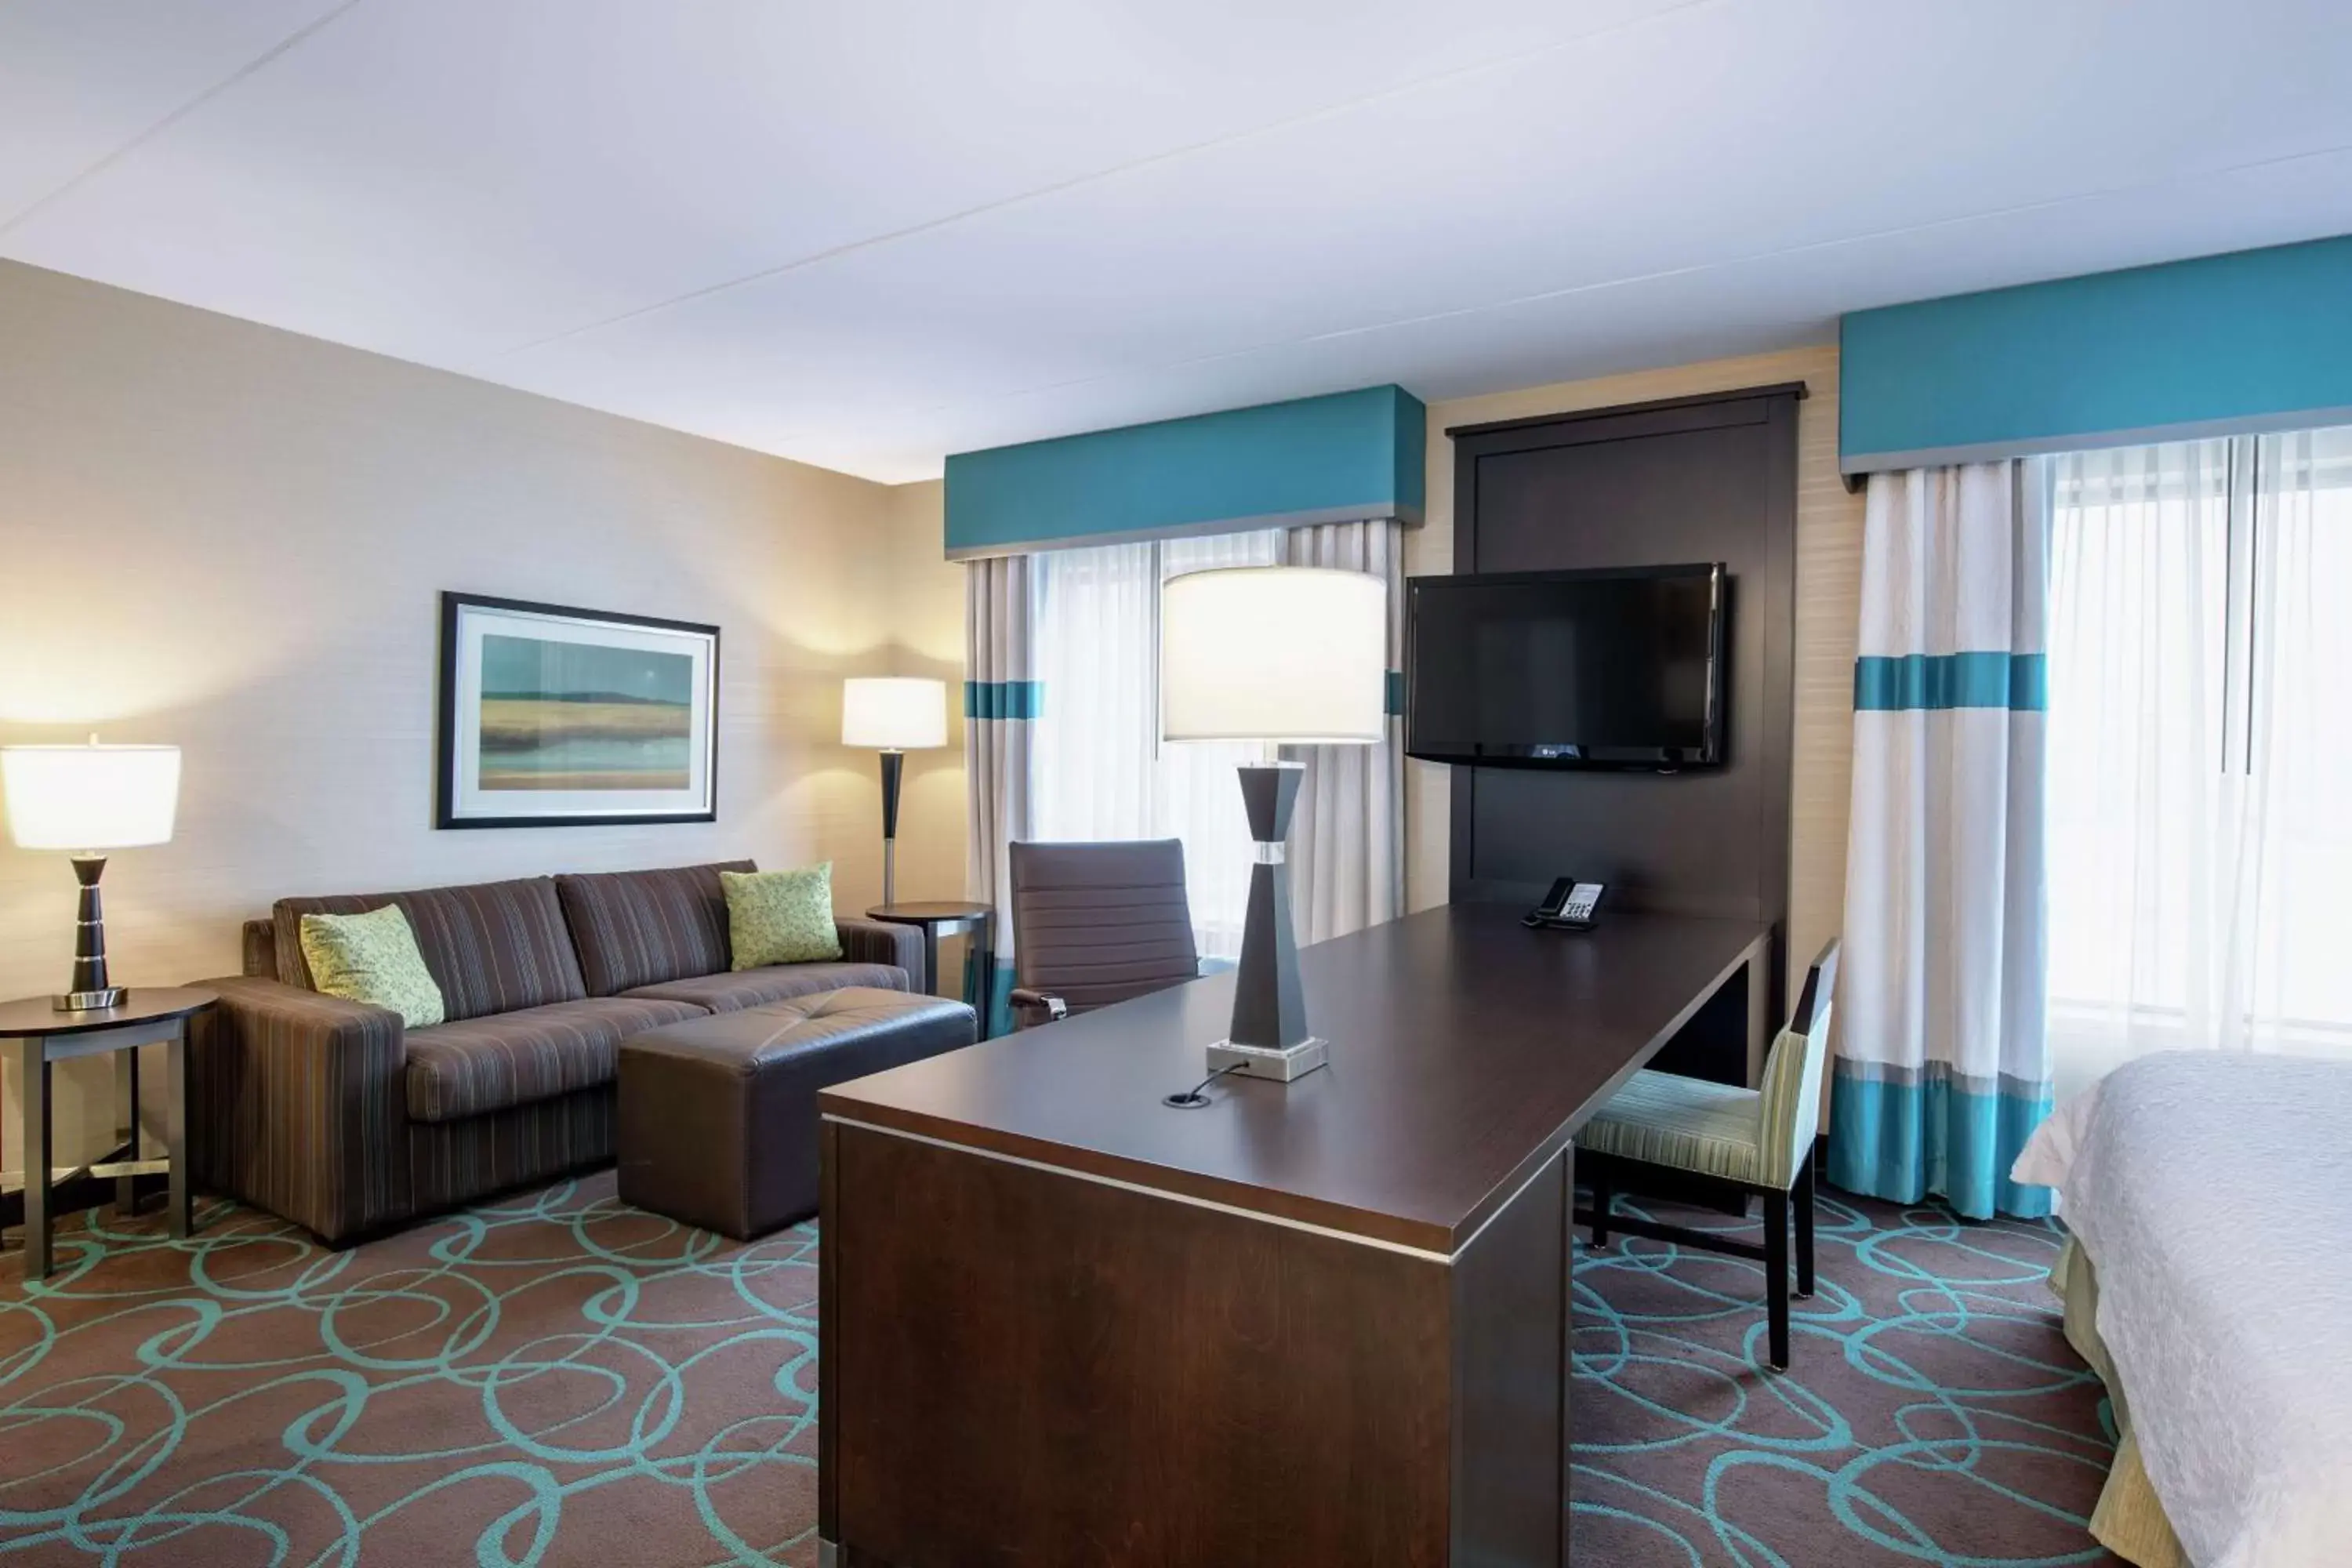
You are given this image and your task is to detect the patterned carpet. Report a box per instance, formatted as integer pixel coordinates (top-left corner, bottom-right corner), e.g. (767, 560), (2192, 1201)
(1571, 1189), (2122, 1567)
(0, 1176), (2122, 1566)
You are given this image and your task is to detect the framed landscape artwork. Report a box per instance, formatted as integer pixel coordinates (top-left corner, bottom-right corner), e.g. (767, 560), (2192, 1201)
(436, 592), (720, 829)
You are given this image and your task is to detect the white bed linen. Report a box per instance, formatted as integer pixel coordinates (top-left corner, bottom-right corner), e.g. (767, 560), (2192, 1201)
(2013, 1052), (2352, 1568)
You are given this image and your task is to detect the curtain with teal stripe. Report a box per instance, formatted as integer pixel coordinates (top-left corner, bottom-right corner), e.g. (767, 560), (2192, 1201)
(1854, 651), (2047, 712)
(963, 557), (1037, 1037)
(1831, 461), (2056, 1219)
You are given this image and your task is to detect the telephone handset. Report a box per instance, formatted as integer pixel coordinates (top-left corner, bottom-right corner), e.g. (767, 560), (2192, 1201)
(1523, 876), (1607, 931)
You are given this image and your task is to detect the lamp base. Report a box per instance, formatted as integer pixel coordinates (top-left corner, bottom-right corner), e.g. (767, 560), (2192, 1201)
(1207, 1036), (1328, 1083)
(877, 750), (904, 908)
(62, 854), (122, 1014)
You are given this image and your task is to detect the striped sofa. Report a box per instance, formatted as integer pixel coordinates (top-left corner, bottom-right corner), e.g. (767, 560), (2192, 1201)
(190, 861), (922, 1244)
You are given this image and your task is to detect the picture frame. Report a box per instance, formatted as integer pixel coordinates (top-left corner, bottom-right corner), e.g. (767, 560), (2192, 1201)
(435, 591), (720, 829)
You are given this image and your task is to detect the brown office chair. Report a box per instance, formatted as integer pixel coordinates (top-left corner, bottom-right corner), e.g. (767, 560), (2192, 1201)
(1006, 840), (1200, 1030)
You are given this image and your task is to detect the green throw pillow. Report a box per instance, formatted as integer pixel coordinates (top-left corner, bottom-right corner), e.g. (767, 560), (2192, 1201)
(722, 863), (844, 969)
(299, 906), (446, 1029)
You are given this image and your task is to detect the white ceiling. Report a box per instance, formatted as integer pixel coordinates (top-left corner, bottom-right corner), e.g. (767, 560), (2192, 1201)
(6, 0), (2350, 483)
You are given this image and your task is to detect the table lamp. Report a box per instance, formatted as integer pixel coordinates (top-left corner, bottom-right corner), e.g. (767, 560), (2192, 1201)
(2, 736), (182, 1011)
(1162, 566), (1385, 1082)
(841, 677), (946, 907)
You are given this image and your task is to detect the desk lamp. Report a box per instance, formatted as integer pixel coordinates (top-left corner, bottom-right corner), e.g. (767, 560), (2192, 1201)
(1161, 567), (1384, 1082)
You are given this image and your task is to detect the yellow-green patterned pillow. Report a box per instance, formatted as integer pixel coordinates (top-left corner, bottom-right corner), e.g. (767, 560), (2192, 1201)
(722, 863), (843, 969)
(299, 906), (445, 1029)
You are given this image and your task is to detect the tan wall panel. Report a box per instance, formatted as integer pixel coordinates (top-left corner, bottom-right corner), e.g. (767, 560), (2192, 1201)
(880, 478), (971, 914)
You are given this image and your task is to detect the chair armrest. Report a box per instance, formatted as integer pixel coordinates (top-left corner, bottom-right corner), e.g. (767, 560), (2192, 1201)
(1007, 986), (1068, 1030)
(190, 975), (412, 1243)
(835, 917), (924, 985)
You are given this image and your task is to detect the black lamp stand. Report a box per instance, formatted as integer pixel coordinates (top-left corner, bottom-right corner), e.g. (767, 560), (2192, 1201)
(877, 750), (905, 909)
(59, 853), (126, 1011)
(1205, 761), (1323, 1081)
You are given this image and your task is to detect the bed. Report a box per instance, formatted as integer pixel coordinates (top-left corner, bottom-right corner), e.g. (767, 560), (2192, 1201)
(2013, 1051), (2352, 1568)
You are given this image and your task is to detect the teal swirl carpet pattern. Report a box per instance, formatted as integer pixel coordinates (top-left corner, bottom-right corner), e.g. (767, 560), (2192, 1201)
(1, 1181), (823, 1567)
(1, 1176), (2122, 1566)
(1570, 1189), (2123, 1566)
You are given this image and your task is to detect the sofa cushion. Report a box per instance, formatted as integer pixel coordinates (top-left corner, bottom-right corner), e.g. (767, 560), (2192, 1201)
(299, 906), (446, 1029)
(405, 995), (706, 1123)
(555, 861), (754, 996)
(622, 961), (907, 1015)
(721, 864), (844, 967)
(275, 877), (586, 1023)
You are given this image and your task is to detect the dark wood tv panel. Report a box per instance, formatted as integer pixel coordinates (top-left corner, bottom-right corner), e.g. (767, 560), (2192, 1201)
(1446, 383), (1802, 1087)
(816, 902), (1770, 1567)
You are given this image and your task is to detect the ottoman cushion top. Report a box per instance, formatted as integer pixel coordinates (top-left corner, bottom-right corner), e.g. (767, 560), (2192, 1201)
(622, 960), (906, 1016)
(622, 986), (971, 1073)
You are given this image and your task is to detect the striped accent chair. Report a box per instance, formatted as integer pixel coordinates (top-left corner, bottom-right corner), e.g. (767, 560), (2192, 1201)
(1575, 938), (1840, 1370)
(1005, 840), (1201, 1029)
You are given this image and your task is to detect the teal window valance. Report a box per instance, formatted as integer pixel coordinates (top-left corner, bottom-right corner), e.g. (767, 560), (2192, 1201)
(1840, 234), (2352, 477)
(943, 384), (1425, 559)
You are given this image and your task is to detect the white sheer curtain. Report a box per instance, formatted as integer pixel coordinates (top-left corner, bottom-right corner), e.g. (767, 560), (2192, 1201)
(1031, 529), (1281, 959)
(1279, 520), (1405, 943)
(2045, 426), (2352, 1103)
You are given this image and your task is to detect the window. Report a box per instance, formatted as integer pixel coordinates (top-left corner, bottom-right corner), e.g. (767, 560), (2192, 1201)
(1030, 530), (1282, 959)
(2045, 425), (2352, 1099)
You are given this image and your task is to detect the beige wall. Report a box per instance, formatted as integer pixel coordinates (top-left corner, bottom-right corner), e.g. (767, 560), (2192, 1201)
(1409, 344), (1865, 998)
(873, 478), (985, 982)
(881, 478), (968, 904)
(0, 260), (913, 1158)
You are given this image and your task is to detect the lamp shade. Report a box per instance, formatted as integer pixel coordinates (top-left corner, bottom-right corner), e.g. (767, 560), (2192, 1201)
(842, 677), (947, 750)
(2, 741), (181, 851)
(1162, 566), (1386, 744)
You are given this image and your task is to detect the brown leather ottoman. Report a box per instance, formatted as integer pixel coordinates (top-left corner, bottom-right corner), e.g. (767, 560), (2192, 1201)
(616, 986), (977, 1240)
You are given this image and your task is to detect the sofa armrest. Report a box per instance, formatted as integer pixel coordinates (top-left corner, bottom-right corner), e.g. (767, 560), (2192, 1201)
(190, 975), (412, 1243)
(1007, 986), (1067, 1031)
(241, 918), (280, 980)
(836, 917), (924, 985)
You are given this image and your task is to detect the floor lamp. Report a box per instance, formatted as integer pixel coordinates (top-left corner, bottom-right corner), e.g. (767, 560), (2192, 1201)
(1161, 566), (1386, 1083)
(841, 678), (946, 908)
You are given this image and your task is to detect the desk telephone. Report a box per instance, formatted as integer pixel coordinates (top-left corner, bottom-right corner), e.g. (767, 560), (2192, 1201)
(1523, 876), (1607, 931)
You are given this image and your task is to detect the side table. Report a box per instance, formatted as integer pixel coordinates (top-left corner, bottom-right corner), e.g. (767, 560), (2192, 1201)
(0, 987), (215, 1280)
(866, 902), (995, 1039)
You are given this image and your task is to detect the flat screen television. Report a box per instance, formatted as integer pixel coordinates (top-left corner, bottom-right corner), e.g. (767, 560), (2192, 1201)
(1405, 563), (1725, 768)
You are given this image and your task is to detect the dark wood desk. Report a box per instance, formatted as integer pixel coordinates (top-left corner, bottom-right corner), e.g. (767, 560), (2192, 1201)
(818, 904), (1769, 1567)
